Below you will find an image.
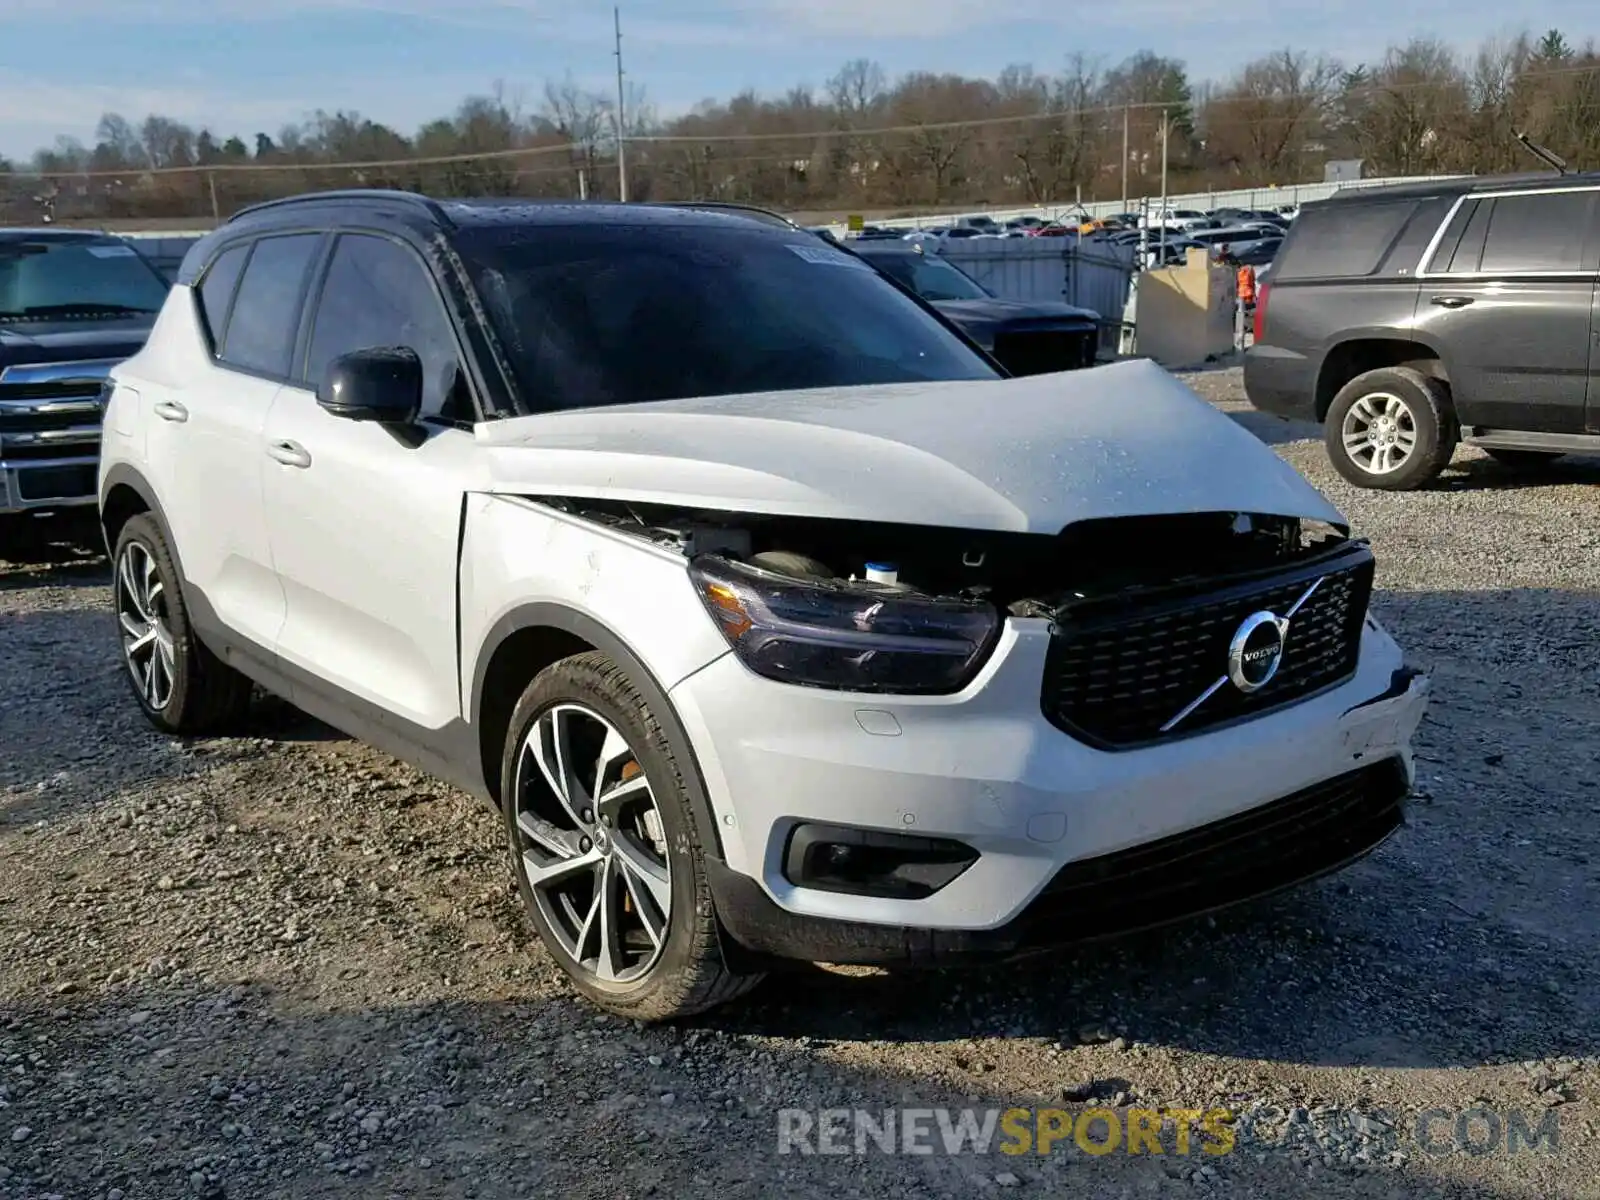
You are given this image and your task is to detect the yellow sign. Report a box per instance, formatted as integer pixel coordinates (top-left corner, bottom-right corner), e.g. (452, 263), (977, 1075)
(847, 213), (864, 232)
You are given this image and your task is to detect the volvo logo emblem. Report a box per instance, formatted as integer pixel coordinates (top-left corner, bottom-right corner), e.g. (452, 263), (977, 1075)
(1226, 610), (1288, 693)
(1158, 575), (1326, 734)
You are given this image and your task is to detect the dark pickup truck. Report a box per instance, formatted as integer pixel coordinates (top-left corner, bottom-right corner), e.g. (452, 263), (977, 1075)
(849, 242), (1102, 375)
(1244, 172), (1600, 490)
(1, 229), (167, 552)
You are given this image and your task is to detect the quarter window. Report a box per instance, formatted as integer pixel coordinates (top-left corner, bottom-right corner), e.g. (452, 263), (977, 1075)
(219, 233), (321, 378)
(195, 243), (248, 353)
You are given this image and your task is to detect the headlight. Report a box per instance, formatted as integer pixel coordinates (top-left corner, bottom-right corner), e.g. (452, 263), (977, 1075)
(688, 555), (1000, 694)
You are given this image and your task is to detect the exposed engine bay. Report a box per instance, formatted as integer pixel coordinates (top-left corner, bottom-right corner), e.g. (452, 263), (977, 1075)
(532, 496), (1351, 617)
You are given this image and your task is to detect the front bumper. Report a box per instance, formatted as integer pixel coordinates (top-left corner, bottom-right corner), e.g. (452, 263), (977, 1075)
(0, 454), (101, 516)
(669, 617), (1428, 964)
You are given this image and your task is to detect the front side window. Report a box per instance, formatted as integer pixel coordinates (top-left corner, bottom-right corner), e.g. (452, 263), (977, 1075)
(219, 233), (321, 377)
(304, 233), (467, 420)
(457, 223), (1000, 412)
(0, 236), (168, 320)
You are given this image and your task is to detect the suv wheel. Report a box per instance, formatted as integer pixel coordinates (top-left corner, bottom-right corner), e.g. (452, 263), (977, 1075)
(113, 514), (253, 734)
(501, 651), (762, 1020)
(1485, 448), (1564, 469)
(1324, 367), (1457, 491)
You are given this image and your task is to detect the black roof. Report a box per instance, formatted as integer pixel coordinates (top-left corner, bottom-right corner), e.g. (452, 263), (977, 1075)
(175, 189), (811, 286)
(225, 189), (800, 233)
(1320, 170), (1600, 205)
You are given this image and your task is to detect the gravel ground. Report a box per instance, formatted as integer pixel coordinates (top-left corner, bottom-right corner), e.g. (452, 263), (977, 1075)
(1, 368), (1597, 1199)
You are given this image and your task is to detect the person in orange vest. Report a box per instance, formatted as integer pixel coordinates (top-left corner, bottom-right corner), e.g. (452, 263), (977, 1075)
(1236, 261), (1257, 310)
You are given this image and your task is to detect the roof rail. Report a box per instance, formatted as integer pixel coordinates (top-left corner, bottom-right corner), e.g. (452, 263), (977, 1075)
(652, 201), (801, 230)
(226, 189), (448, 227)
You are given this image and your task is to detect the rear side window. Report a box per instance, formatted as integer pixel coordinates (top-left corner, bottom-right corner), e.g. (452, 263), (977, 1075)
(1272, 200), (1417, 280)
(1478, 191), (1595, 273)
(219, 233), (321, 377)
(195, 243), (248, 352)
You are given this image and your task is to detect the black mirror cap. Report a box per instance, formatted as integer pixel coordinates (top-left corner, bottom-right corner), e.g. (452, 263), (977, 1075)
(317, 346), (423, 424)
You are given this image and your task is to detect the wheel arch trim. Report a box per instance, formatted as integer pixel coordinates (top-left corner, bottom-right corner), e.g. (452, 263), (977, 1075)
(471, 602), (729, 863)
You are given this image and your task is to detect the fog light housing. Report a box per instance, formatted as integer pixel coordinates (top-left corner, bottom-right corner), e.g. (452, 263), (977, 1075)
(783, 823), (978, 899)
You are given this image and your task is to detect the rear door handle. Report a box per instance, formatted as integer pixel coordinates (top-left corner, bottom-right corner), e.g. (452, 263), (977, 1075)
(266, 440), (312, 469)
(152, 400), (188, 423)
(1429, 295), (1475, 309)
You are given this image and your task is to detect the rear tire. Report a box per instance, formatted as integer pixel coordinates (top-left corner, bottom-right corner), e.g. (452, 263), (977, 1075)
(501, 651), (763, 1021)
(1324, 367), (1457, 491)
(1484, 448), (1563, 468)
(112, 513), (253, 734)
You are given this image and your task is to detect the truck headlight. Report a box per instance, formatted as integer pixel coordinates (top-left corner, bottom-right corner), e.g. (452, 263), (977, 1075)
(689, 555), (1000, 694)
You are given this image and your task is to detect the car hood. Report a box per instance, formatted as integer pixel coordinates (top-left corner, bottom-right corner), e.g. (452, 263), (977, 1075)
(0, 318), (153, 371)
(933, 297), (1100, 324)
(473, 358), (1345, 534)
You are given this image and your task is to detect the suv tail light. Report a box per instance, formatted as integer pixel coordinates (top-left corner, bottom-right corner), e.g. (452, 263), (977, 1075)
(1253, 280), (1270, 342)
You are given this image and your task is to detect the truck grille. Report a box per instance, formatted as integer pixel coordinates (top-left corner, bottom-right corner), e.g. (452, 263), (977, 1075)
(991, 327), (1097, 376)
(0, 359), (114, 461)
(1041, 544), (1375, 747)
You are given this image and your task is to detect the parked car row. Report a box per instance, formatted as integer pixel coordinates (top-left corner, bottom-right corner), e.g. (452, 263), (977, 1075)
(851, 204), (1291, 273)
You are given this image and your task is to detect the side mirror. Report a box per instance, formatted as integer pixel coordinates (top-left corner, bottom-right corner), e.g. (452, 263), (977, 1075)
(317, 347), (422, 425)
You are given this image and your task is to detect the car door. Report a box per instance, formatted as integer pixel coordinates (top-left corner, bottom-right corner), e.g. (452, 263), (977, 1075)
(261, 230), (481, 731)
(1416, 186), (1600, 434)
(143, 233), (320, 653)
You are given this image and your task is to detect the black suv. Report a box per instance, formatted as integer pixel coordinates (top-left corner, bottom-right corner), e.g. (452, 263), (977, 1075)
(1244, 172), (1600, 490)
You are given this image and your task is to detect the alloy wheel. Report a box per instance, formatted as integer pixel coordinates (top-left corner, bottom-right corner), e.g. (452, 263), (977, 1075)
(514, 703), (673, 984)
(116, 540), (176, 712)
(1340, 391), (1418, 475)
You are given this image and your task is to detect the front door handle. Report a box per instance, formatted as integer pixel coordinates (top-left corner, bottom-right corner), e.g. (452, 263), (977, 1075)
(152, 400), (188, 423)
(266, 439), (312, 469)
(1429, 295), (1475, 309)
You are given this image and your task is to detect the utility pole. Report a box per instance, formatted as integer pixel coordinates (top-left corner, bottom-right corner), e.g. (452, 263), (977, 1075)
(1120, 105), (1129, 215)
(613, 5), (629, 202)
(1158, 107), (1169, 261)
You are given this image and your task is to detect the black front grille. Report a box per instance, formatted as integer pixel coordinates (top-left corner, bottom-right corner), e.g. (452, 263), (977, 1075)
(1012, 758), (1408, 944)
(1042, 544), (1375, 747)
(992, 327), (1097, 375)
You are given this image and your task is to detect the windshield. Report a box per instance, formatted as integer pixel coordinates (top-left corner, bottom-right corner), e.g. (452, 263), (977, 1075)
(0, 237), (168, 319)
(867, 253), (990, 302)
(458, 223), (1000, 412)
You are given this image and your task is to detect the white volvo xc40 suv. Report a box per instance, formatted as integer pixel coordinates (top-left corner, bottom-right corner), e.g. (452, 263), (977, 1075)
(98, 191), (1429, 1019)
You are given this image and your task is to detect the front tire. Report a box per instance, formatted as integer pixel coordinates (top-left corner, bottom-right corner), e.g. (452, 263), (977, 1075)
(1324, 367), (1457, 491)
(501, 651), (762, 1020)
(112, 513), (252, 734)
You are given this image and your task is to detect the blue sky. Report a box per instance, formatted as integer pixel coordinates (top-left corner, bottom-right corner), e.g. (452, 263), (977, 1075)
(0, 0), (1591, 160)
